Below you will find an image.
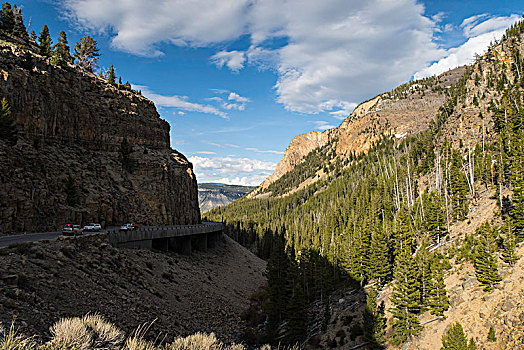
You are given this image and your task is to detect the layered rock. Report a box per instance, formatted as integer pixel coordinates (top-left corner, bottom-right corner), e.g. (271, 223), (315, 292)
(0, 41), (200, 233)
(256, 66), (467, 192)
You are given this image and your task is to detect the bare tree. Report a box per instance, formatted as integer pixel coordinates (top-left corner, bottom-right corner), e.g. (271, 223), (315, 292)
(73, 36), (100, 72)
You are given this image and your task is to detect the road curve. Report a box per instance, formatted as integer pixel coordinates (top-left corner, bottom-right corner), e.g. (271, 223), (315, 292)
(0, 229), (111, 248)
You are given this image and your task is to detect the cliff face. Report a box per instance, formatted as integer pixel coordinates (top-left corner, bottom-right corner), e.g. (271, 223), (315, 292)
(0, 41), (200, 233)
(256, 66), (466, 193)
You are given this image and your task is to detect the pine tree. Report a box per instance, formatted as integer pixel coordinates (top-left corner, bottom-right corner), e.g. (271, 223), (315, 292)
(427, 256), (449, 317)
(63, 174), (79, 206)
(12, 5), (28, 42)
(30, 29), (36, 42)
(449, 150), (470, 220)
(73, 36), (100, 72)
(473, 235), (502, 291)
(264, 235), (290, 337)
(368, 226), (391, 285)
(0, 97), (17, 145)
(441, 322), (476, 350)
(424, 191), (447, 243)
(0, 2), (15, 33)
(393, 207), (414, 257)
(512, 132), (524, 239)
(389, 246), (422, 344)
(52, 31), (72, 66)
(284, 273), (308, 345)
(487, 325), (496, 342)
(38, 24), (52, 57)
(502, 218), (519, 266)
(107, 64), (116, 84)
(417, 244), (432, 309)
(362, 288), (386, 345)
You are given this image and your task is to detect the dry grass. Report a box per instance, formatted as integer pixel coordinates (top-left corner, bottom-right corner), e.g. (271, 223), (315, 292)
(1, 316), (253, 350)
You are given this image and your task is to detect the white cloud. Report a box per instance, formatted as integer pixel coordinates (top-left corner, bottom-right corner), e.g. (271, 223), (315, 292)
(213, 175), (267, 186)
(61, 0), (249, 56)
(415, 14), (521, 79)
(210, 50), (246, 71)
(175, 140), (186, 145)
(245, 147), (284, 155)
(311, 120), (336, 131)
(225, 143), (241, 148)
(62, 0), (444, 114)
(189, 156), (276, 174)
(133, 85), (229, 119)
(196, 151), (216, 155)
(228, 92), (250, 103)
(189, 155), (276, 186)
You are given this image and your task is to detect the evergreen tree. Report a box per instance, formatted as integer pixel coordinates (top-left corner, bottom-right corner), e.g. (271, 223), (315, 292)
(487, 325), (496, 342)
(107, 64), (116, 84)
(12, 5), (28, 42)
(389, 246), (422, 344)
(512, 132), (524, 238)
(363, 288), (386, 346)
(284, 271), (308, 345)
(449, 150), (470, 220)
(264, 234), (290, 337)
(502, 218), (519, 266)
(0, 97), (17, 145)
(427, 256), (449, 317)
(73, 36), (100, 72)
(30, 29), (36, 42)
(473, 234), (502, 291)
(424, 191), (448, 243)
(0, 2), (15, 33)
(368, 226), (391, 285)
(52, 31), (72, 66)
(38, 24), (52, 57)
(441, 322), (476, 350)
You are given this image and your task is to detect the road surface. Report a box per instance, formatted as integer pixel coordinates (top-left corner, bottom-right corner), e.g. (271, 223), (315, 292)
(0, 228), (116, 248)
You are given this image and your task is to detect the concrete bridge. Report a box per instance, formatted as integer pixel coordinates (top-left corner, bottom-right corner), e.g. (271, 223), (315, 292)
(108, 222), (224, 256)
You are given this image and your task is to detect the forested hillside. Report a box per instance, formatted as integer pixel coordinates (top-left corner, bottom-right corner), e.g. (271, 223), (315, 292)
(205, 19), (524, 349)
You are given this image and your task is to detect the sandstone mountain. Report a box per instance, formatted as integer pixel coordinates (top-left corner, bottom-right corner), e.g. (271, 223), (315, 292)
(251, 66), (466, 197)
(0, 39), (200, 233)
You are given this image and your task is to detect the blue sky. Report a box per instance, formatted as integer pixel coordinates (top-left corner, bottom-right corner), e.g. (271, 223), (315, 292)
(19, 0), (524, 185)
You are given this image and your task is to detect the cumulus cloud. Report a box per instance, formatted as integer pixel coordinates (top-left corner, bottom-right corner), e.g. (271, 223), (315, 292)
(189, 156), (276, 174)
(189, 155), (276, 186)
(210, 50), (246, 71)
(228, 92), (250, 103)
(61, 0), (520, 115)
(61, 0), (444, 114)
(208, 90), (250, 111)
(415, 14), (521, 79)
(134, 85), (229, 119)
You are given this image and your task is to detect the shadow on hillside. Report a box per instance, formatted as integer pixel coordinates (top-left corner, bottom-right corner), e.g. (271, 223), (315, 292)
(217, 220), (386, 350)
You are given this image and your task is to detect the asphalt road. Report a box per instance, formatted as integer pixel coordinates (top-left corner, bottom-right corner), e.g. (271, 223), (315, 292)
(0, 227), (117, 248)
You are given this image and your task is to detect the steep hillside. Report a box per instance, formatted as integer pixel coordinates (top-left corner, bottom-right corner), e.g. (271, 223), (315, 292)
(206, 19), (524, 349)
(252, 66), (466, 196)
(198, 183), (254, 213)
(0, 39), (200, 233)
(0, 234), (266, 342)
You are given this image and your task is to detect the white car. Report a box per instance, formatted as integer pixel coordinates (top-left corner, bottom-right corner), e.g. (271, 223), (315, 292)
(83, 223), (102, 232)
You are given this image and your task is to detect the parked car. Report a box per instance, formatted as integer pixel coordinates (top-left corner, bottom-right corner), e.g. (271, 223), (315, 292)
(119, 223), (137, 231)
(61, 224), (73, 235)
(83, 223), (102, 232)
(62, 224), (82, 236)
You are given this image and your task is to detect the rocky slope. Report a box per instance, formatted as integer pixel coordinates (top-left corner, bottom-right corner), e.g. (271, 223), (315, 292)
(252, 66), (466, 195)
(0, 233), (266, 343)
(0, 40), (200, 233)
(198, 183), (254, 213)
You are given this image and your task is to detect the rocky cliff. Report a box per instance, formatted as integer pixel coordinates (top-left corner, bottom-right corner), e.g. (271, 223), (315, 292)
(255, 66), (466, 194)
(198, 183), (254, 213)
(0, 40), (200, 233)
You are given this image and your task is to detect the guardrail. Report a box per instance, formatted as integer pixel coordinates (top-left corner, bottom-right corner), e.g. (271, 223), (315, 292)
(108, 222), (224, 255)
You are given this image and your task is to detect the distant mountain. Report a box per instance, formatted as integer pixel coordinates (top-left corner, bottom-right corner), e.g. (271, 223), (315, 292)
(198, 183), (254, 213)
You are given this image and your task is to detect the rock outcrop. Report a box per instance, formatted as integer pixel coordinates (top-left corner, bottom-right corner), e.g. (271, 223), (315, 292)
(256, 66), (467, 192)
(0, 41), (200, 233)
